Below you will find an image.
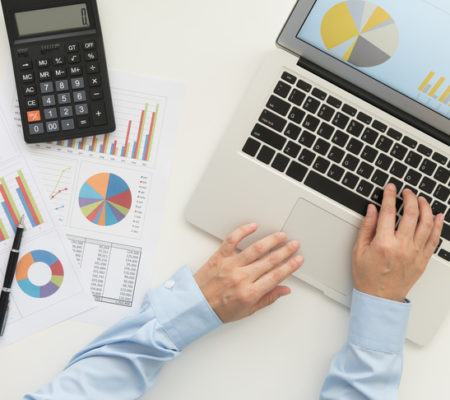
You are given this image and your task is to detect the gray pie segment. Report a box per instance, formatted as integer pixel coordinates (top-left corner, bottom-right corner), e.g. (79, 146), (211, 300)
(347, 35), (391, 67)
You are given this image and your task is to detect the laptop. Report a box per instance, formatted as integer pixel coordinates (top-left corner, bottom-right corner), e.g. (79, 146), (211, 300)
(186, 0), (450, 345)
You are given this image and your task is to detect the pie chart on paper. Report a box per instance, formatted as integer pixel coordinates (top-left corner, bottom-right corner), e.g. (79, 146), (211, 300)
(79, 173), (132, 226)
(321, 1), (399, 67)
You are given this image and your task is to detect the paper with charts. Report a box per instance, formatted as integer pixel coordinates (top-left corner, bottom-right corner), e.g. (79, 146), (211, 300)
(0, 108), (94, 347)
(6, 70), (184, 325)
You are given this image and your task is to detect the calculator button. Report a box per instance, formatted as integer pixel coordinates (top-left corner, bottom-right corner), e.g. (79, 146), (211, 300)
(75, 104), (89, 115)
(19, 60), (33, 70)
(89, 75), (101, 87)
(27, 110), (41, 122)
(44, 108), (58, 120)
(22, 72), (34, 83)
(71, 77), (85, 89)
(42, 95), (56, 106)
(37, 59), (49, 68)
(68, 54), (81, 64)
(61, 119), (75, 131)
(86, 62), (99, 74)
(29, 123), (44, 135)
(92, 102), (107, 126)
(57, 93), (71, 105)
(70, 66), (83, 76)
(23, 85), (37, 96)
(46, 121), (60, 133)
(77, 116), (90, 128)
(66, 43), (78, 52)
(90, 88), (103, 100)
(26, 98), (38, 109)
(39, 70), (52, 81)
(74, 90), (87, 103)
(52, 56), (65, 66)
(83, 41), (96, 50)
(85, 51), (97, 61)
(55, 80), (69, 92)
(40, 82), (54, 94)
(60, 106), (73, 118)
(53, 68), (67, 79)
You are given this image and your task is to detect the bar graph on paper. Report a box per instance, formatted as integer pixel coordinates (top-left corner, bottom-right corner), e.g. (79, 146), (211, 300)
(0, 170), (44, 241)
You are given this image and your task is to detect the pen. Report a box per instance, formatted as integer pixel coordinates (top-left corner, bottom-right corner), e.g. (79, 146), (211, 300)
(0, 215), (25, 336)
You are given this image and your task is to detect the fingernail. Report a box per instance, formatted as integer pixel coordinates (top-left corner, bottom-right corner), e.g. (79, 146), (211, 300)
(247, 223), (257, 229)
(280, 292), (290, 297)
(294, 255), (303, 263)
(290, 240), (300, 249)
(279, 232), (287, 240)
(366, 204), (376, 217)
(386, 183), (396, 192)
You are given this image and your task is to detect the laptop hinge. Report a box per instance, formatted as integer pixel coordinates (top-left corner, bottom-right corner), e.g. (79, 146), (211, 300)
(297, 57), (449, 147)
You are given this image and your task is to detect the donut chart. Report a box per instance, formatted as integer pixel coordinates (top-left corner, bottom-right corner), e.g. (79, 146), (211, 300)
(321, 1), (399, 67)
(79, 173), (132, 226)
(16, 250), (64, 298)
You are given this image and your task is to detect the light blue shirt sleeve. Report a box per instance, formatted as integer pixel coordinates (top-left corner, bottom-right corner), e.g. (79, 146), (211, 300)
(320, 289), (411, 400)
(24, 266), (223, 400)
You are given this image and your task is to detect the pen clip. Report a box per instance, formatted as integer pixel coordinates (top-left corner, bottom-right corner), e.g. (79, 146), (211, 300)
(0, 303), (10, 336)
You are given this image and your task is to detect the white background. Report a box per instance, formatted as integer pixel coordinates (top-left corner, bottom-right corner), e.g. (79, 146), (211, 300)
(1, 0), (450, 398)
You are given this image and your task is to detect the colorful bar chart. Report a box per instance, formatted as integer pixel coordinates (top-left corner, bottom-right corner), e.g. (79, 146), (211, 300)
(418, 71), (450, 105)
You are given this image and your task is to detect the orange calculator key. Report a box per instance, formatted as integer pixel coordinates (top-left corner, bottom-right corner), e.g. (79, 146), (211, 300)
(27, 110), (41, 122)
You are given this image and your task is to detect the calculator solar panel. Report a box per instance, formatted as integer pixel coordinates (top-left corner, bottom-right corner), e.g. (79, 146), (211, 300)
(1, 0), (115, 143)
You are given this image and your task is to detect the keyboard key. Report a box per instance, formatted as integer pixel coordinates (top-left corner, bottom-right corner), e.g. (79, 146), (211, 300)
(26, 98), (38, 109)
(75, 103), (89, 116)
(332, 130), (349, 147)
(70, 66), (83, 76)
(371, 187), (384, 204)
(442, 224), (450, 242)
(419, 177), (437, 194)
(77, 116), (90, 128)
(371, 169), (389, 187)
(404, 185), (418, 195)
(446, 209), (450, 223)
(19, 60), (32, 70)
(434, 185), (450, 202)
(83, 41), (96, 50)
(89, 75), (101, 87)
(313, 156), (330, 173)
(342, 104), (357, 117)
(438, 249), (450, 262)
(73, 90), (87, 103)
(60, 106), (73, 118)
(375, 153), (393, 170)
(356, 162), (374, 179)
(90, 88), (103, 100)
(57, 93), (71, 105)
(52, 56), (64, 66)
(242, 137), (261, 156)
(281, 72), (296, 84)
(37, 58), (49, 68)
(372, 120), (387, 132)
(259, 110), (287, 133)
(297, 80), (312, 92)
(402, 136), (417, 148)
(87, 62), (99, 74)
(332, 112), (349, 129)
(42, 95), (56, 106)
(375, 136), (393, 152)
(55, 80), (69, 92)
(327, 96), (342, 108)
(404, 169), (422, 186)
(267, 95), (291, 116)
(388, 177), (403, 194)
(361, 127), (378, 144)
(61, 119), (75, 131)
(312, 88), (327, 100)
(317, 122), (334, 139)
(272, 153), (289, 172)
(418, 144), (432, 157)
(342, 154), (359, 171)
(405, 151), (422, 168)
(22, 72), (34, 83)
(29, 123), (44, 135)
(327, 164), (345, 181)
(257, 145), (275, 164)
(432, 152), (448, 165)
(346, 138), (364, 155)
(44, 108), (57, 120)
(71, 77), (85, 89)
(85, 51), (98, 62)
(328, 146), (345, 163)
(434, 167), (450, 184)
(288, 107), (306, 125)
(299, 131), (316, 148)
(40, 82), (54, 94)
(390, 161), (407, 179)
(53, 68), (67, 78)
(431, 200), (447, 216)
(317, 104), (335, 121)
(356, 180), (374, 196)
(39, 70), (52, 81)
(346, 120), (364, 137)
(23, 84), (37, 96)
(361, 146), (378, 163)
(342, 172), (359, 189)
(286, 161), (308, 182)
(67, 43), (78, 52)
(313, 138), (330, 156)
(386, 128), (402, 140)
(303, 97), (321, 113)
(274, 81), (291, 98)
(284, 123), (301, 140)
(298, 149), (316, 166)
(288, 89), (306, 107)
(357, 112), (372, 125)
(46, 120), (60, 133)
(390, 143), (408, 161)
(251, 124), (286, 150)
(419, 159), (437, 176)
(27, 110), (41, 122)
(68, 54), (81, 64)
(283, 141), (301, 158)
(302, 115), (320, 132)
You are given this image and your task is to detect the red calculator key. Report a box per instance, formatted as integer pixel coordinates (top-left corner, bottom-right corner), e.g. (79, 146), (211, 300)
(27, 110), (41, 122)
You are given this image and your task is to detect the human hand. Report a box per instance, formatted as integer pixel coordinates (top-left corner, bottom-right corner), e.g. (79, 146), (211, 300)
(194, 223), (303, 323)
(352, 184), (444, 302)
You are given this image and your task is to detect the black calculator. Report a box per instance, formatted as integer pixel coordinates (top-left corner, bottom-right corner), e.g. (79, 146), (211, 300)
(1, 0), (115, 143)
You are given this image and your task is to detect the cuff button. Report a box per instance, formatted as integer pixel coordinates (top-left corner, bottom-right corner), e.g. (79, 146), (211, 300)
(164, 280), (175, 289)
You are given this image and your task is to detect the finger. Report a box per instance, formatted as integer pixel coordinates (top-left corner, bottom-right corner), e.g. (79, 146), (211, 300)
(376, 183), (397, 236)
(255, 255), (303, 294)
(355, 204), (378, 248)
(218, 223), (258, 257)
(248, 240), (300, 280)
(235, 231), (288, 265)
(246, 286), (291, 317)
(414, 197), (434, 247)
(396, 189), (419, 240)
(424, 214), (444, 258)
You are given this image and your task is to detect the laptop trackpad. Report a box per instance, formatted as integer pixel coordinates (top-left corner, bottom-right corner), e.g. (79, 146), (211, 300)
(282, 198), (359, 296)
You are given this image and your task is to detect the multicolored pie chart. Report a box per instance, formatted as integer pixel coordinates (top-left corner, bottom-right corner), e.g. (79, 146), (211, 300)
(16, 250), (64, 298)
(79, 173), (132, 226)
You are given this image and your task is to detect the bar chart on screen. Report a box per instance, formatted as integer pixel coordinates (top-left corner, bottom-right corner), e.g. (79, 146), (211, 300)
(417, 71), (450, 117)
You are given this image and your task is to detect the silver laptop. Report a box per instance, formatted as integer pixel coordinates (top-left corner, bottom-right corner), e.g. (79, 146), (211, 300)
(186, 0), (450, 345)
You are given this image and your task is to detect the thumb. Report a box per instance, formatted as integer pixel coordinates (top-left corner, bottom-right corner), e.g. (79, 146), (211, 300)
(247, 286), (290, 317)
(356, 204), (378, 248)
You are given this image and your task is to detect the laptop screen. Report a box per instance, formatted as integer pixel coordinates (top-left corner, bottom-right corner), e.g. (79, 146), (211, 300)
(297, 0), (450, 120)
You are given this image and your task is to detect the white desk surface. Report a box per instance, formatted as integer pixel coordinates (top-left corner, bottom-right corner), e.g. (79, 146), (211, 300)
(1, 1), (450, 398)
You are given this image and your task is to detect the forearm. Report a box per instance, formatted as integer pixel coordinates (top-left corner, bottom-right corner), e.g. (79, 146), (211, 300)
(24, 266), (222, 400)
(320, 289), (411, 400)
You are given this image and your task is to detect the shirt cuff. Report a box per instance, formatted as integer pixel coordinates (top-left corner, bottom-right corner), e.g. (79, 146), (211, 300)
(147, 266), (223, 350)
(348, 289), (411, 354)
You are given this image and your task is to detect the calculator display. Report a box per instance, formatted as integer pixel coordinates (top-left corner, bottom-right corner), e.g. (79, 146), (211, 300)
(15, 4), (90, 37)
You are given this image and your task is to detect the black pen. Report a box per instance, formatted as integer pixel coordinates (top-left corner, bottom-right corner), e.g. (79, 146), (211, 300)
(0, 215), (25, 336)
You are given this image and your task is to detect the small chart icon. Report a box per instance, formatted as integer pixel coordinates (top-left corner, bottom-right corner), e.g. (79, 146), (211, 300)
(321, 1), (399, 67)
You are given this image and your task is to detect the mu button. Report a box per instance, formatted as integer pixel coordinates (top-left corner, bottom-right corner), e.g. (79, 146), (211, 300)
(27, 110), (41, 122)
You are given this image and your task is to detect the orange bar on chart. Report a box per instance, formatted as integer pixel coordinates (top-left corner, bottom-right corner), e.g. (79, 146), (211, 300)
(418, 71), (435, 92)
(438, 86), (450, 103)
(429, 77), (445, 97)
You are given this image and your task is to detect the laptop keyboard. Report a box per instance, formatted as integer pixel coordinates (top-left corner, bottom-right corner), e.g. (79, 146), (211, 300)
(241, 71), (450, 262)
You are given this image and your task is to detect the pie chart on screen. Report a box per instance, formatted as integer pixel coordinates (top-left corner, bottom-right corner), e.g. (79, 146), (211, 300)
(321, 1), (399, 67)
(79, 173), (132, 226)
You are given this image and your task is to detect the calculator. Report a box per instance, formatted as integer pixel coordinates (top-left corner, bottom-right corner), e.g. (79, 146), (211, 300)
(1, 0), (115, 144)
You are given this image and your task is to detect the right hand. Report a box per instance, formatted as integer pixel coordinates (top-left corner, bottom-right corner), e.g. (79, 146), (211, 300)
(352, 184), (444, 302)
